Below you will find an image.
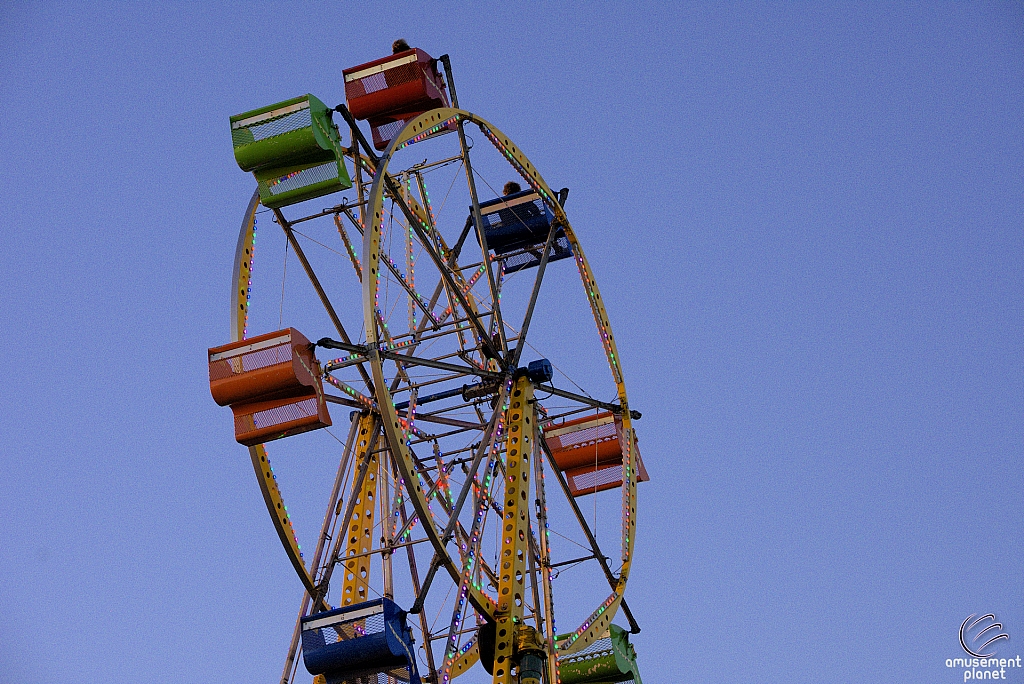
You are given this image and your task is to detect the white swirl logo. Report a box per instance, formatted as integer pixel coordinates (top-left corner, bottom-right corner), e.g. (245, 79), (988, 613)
(961, 614), (1010, 658)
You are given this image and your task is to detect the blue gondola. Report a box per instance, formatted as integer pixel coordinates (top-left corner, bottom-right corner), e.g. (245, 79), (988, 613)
(474, 189), (573, 273)
(301, 598), (421, 684)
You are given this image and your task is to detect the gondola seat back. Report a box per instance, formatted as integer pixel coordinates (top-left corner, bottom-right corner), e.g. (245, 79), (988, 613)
(209, 328), (320, 406)
(229, 392), (332, 447)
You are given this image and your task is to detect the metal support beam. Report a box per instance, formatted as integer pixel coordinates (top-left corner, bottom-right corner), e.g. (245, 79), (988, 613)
(278, 412), (362, 684)
(491, 375), (535, 684)
(318, 337), (501, 380)
(535, 383), (641, 419)
(314, 414), (380, 606)
(508, 218), (560, 369)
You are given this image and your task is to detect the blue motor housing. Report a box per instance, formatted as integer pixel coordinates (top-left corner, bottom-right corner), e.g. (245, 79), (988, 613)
(527, 358), (553, 384)
(301, 598), (421, 684)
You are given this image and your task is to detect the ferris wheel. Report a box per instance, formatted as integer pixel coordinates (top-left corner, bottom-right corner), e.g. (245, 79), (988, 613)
(209, 46), (647, 684)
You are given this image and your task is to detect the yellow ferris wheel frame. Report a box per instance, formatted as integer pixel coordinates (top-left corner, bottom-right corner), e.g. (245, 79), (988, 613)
(228, 107), (641, 681)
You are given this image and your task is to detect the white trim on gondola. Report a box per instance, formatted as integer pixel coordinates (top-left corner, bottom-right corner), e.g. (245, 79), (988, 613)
(302, 603), (385, 632)
(231, 101), (310, 130)
(544, 413), (616, 439)
(345, 54), (419, 83)
(208, 333), (292, 361)
(482, 191), (543, 213)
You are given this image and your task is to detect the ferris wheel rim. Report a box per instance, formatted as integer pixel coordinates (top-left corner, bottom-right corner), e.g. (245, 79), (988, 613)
(361, 107), (639, 652)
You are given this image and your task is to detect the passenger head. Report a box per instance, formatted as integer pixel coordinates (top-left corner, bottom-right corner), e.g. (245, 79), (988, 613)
(503, 181), (522, 195)
(392, 39), (411, 53)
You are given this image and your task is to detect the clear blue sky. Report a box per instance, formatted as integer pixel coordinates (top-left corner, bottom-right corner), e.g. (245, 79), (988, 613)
(1, 3), (1022, 683)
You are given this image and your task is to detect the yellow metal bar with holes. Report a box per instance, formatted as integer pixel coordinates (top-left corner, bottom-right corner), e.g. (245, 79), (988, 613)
(249, 444), (316, 595)
(231, 191), (318, 594)
(339, 413), (381, 606)
(449, 639), (480, 679)
(492, 375), (535, 684)
(557, 592), (623, 657)
(533, 435), (559, 684)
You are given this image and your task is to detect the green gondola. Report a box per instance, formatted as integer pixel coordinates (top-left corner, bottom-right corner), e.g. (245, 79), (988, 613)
(230, 94), (351, 208)
(558, 625), (643, 684)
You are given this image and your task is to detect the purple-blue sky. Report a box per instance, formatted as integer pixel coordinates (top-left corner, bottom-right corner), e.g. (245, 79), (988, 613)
(1, 3), (1022, 683)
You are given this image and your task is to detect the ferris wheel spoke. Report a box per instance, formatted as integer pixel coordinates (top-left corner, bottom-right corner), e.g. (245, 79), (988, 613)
(455, 117), (509, 357)
(408, 380), (511, 616)
(323, 374), (376, 410)
(318, 337), (498, 382)
(372, 217), (443, 330)
(394, 493), (440, 681)
(333, 211), (364, 282)
(507, 213), (562, 370)
(420, 226), (487, 362)
(433, 383), (508, 543)
(536, 383), (625, 414)
(438, 427), (504, 684)
(271, 207), (374, 391)
(404, 412), (483, 431)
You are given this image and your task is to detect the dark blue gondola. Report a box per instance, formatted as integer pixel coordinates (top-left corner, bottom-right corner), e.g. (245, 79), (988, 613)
(301, 598), (421, 684)
(474, 189), (573, 273)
